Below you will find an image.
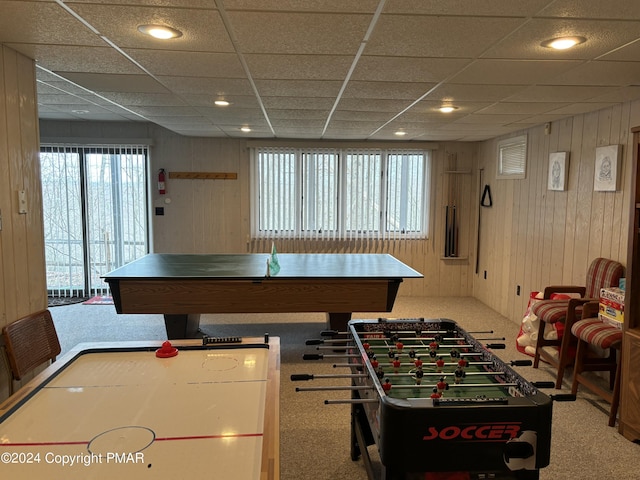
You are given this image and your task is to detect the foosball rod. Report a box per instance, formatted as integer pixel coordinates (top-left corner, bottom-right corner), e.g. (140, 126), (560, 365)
(332, 359), (532, 368)
(318, 343), (503, 351)
(354, 329), (495, 337)
(303, 353), (359, 360)
(305, 338), (352, 345)
(291, 373), (368, 381)
(324, 399), (378, 405)
(295, 385), (374, 392)
(365, 336), (505, 342)
(383, 371), (507, 377)
(390, 383), (519, 390)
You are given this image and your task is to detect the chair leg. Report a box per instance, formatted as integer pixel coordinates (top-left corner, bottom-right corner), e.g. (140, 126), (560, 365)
(571, 339), (587, 396)
(532, 318), (547, 369)
(555, 323), (577, 389)
(608, 348), (622, 427)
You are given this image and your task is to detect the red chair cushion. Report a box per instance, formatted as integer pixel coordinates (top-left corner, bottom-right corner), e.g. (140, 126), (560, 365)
(531, 300), (571, 324)
(571, 319), (623, 350)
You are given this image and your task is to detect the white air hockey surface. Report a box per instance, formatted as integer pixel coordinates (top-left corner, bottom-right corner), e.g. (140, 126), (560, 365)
(0, 341), (278, 479)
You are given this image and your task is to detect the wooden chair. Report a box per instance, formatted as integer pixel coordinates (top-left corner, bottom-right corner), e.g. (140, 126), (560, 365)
(2, 309), (61, 395)
(531, 257), (624, 388)
(570, 301), (622, 427)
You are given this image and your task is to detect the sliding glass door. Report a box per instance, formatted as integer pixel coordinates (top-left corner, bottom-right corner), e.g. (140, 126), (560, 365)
(40, 145), (149, 299)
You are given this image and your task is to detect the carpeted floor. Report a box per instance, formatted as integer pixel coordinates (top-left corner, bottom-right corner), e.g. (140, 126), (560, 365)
(49, 296), (640, 479)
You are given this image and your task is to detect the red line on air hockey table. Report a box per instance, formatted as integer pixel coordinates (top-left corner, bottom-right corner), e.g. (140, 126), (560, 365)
(0, 432), (264, 448)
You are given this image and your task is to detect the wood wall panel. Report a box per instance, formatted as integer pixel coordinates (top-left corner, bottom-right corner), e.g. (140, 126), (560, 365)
(39, 99), (640, 326)
(475, 101), (639, 324)
(0, 45), (47, 402)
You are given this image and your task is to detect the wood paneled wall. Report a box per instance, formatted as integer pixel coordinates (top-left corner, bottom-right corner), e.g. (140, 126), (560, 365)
(40, 121), (480, 299)
(150, 136), (479, 297)
(474, 101), (640, 324)
(0, 45), (47, 400)
(39, 98), (640, 326)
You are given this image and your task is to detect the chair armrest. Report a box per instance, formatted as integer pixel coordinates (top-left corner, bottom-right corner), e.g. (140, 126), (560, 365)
(580, 300), (600, 320)
(565, 297), (597, 325)
(542, 285), (587, 299)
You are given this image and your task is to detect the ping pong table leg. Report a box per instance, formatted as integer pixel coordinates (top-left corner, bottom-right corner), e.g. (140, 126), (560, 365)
(327, 312), (351, 332)
(163, 313), (201, 339)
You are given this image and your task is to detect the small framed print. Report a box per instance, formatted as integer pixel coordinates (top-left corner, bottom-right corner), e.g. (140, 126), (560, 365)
(548, 152), (569, 191)
(594, 145), (622, 192)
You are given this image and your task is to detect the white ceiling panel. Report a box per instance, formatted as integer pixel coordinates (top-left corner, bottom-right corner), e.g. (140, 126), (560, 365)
(365, 15), (525, 58)
(227, 11), (372, 54)
(0, 0), (637, 141)
(383, 0), (552, 17)
(69, 3), (232, 52)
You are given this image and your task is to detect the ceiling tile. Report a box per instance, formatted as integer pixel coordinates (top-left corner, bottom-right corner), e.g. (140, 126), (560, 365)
(366, 15), (525, 58)
(227, 11), (372, 54)
(481, 18), (640, 60)
(57, 72), (170, 93)
(352, 56), (473, 83)
(69, 3), (234, 52)
(449, 59), (582, 85)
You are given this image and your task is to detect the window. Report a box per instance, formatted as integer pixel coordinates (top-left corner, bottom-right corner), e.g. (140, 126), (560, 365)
(40, 145), (149, 298)
(497, 135), (527, 179)
(252, 147), (430, 239)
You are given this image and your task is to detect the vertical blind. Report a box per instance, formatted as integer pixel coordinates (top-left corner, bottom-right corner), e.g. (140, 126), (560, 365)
(41, 144), (148, 299)
(251, 146), (430, 243)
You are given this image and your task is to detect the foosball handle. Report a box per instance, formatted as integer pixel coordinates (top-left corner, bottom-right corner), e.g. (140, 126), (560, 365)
(291, 374), (314, 381)
(303, 353), (323, 360)
(305, 339), (323, 345)
(550, 394), (577, 402)
(485, 343), (506, 349)
(532, 381), (556, 389)
(510, 360), (533, 367)
(321, 330), (339, 337)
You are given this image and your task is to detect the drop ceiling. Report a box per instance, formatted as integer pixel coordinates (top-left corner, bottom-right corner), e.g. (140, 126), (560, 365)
(2, 0), (640, 141)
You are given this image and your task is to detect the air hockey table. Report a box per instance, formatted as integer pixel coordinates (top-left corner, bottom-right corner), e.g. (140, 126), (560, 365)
(0, 336), (279, 480)
(103, 253), (422, 338)
(295, 318), (564, 480)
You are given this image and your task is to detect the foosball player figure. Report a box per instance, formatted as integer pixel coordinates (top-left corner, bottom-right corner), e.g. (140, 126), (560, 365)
(395, 340), (404, 353)
(382, 378), (392, 394)
(414, 365), (424, 385)
(436, 376), (449, 395)
(429, 341), (439, 359)
(435, 357), (445, 373)
(430, 387), (442, 399)
(457, 358), (468, 369)
(387, 348), (396, 359)
(376, 366), (385, 380)
(392, 356), (401, 374)
(370, 355), (379, 369)
(414, 356), (423, 369)
(454, 365), (467, 384)
(408, 348), (416, 359)
(449, 347), (460, 359)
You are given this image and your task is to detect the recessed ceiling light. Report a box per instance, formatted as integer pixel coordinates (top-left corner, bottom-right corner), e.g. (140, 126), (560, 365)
(439, 106), (458, 113)
(71, 109), (90, 114)
(394, 130), (407, 136)
(240, 126), (252, 132)
(215, 100), (230, 107)
(541, 36), (586, 50)
(137, 24), (183, 40)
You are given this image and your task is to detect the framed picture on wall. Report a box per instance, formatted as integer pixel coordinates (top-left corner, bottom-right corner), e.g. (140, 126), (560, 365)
(594, 145), (622, 191)
(548, 152), (569, 191)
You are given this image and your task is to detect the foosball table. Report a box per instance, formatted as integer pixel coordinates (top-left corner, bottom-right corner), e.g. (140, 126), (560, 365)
(294, 318), (569, 480)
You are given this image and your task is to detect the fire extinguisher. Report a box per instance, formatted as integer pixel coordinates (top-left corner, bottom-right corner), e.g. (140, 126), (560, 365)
(158, 169), (166, 195)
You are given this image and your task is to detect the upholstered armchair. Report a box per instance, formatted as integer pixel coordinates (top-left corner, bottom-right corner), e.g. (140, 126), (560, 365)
(531, 257), (624, 389)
